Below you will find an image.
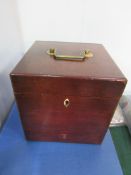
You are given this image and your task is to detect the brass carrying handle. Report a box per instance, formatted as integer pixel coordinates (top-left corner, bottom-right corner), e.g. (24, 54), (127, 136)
(47, 48), (93, 61)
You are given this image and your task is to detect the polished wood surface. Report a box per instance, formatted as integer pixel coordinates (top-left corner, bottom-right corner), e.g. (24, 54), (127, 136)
(11, 41), (125, 79)
(10, 41), (127, 144)
(11, 76), (126, 98)
(15, 93), (119, 143)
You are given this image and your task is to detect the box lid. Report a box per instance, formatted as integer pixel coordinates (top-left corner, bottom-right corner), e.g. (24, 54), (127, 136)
(11, 41), (126, 80)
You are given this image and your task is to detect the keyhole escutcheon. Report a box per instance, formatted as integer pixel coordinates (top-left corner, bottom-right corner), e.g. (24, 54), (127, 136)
(64, 98), (70, 108)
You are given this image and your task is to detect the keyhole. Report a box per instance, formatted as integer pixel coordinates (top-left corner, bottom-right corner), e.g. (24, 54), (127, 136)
(64, 98), (70, 108)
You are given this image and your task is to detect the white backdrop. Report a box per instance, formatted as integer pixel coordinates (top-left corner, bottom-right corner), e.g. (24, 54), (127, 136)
(0, 0), (23, 127)
(17, 0), (131, 94)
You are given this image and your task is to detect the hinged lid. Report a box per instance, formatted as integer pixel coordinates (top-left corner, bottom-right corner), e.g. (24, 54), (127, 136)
(11, 41), (126, 80)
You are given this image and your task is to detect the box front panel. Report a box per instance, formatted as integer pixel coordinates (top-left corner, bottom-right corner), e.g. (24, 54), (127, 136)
(15, 93), (119, 144)
(11, 74), (126, 144)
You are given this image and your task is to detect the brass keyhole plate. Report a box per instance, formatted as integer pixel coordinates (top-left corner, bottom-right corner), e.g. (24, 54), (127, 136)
(64, 98), (70, 108)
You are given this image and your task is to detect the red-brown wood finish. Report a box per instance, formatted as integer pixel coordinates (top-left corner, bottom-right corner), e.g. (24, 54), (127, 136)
(10, 41), (127, 144)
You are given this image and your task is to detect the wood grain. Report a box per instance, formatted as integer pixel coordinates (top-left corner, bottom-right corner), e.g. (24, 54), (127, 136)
(10, 41), (127, 144)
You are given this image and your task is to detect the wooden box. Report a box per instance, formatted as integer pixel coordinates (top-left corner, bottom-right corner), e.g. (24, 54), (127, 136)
(10, 41), (127, 144)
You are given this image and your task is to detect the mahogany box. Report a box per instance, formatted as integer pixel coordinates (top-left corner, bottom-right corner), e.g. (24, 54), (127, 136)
(10, 41), (127, 144)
